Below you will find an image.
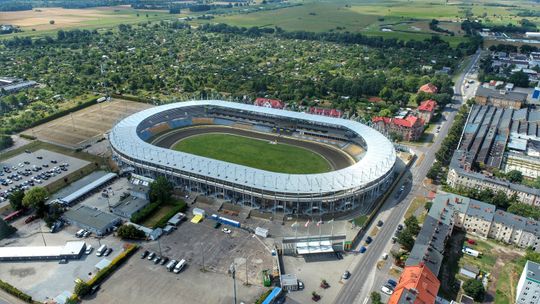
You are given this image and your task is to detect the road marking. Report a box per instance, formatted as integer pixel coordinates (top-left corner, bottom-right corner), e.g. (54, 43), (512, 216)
(363, 297), (369, 304)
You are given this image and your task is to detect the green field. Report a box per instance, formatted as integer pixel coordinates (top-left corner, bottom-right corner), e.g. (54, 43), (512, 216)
(172, 133), (331, 174)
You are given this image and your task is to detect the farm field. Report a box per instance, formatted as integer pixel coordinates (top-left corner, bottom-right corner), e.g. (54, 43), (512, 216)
(194, 0), (539, 44)
(172, 133), (332, 174)
(0, 6), (177, 38)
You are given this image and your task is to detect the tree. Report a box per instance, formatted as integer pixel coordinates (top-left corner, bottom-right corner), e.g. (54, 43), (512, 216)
(0, 135), (13, 150)
(404, 215), (421, 235)
(370, 292), (382, 304)
(74, 280), (91, 297)
(49, 20), (55, 25)
(462, 279), (485, 301)
(8, 190), (25, 211)
(117, 224), (146, 239)
(509, 70), (530, 87)
(507, 203), (540, 220)
(149, 176), (173, 205)
(506, 170), (523, 183)
(22, 187), (48, 216)
(0, 218), (16, 240)
(397, 229), (415, 251)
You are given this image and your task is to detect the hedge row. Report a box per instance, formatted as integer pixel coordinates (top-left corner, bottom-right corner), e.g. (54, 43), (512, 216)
(19, 134), (36, 140)
(254, 289), (272, 304)
(130, 202), (160, 224)
(152, 200), (187, 229)
(0, 279), (33, 303)
(87, 244), (139, 287)
(110, 93), (152, 104)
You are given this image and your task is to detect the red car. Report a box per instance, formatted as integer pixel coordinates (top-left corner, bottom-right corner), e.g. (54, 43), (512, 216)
(467, 239), (476, 245)
(24, 215), (38, 224)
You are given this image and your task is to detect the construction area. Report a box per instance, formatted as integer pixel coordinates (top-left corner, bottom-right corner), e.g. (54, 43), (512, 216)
(22, 99), (153, 149)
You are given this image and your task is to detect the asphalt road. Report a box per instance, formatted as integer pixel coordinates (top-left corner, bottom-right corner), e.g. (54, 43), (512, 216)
(332, 49), (482, 304)
(151, 125), (354, 170)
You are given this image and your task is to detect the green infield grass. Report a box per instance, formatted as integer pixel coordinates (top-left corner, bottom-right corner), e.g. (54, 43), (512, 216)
(172, 133), (332, 174)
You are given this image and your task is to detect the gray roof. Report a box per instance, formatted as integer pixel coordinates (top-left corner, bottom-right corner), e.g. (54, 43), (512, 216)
(465, 200), (495, 222)
(429, 193), (470, 226)
(476, 86), (527, 102)
(60, 173), (117, 204)
(493, 210), (540, 234)
(524, 260), (540, 284)
(405, 216), (451, 276)
(110, 100), (396, 194)
(112, 197), (149, 217)
(63, 205), (120, 231)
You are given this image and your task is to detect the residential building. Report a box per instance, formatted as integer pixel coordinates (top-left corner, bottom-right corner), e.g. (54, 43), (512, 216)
(462, 200), (495, 239)
(388, 263), (440, 304)
(474, 86), (527, 109)
(372, 115), (424, 141)
(417, 99), (437, 123)
(253, 97), (284, 109)
(418, 83), (439, 94)
(308, 107), (342, 118)
(430, 192), (540, 252)
(516, 260), (540, 304)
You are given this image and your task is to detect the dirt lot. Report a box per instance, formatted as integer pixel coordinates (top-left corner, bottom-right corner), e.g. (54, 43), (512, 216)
(23, 99), (152, 148)
(87, 219), (274, 304)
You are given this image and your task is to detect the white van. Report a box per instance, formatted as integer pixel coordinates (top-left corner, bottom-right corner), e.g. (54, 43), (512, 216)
(76, 229), (85, 238)
(96, 244), (107, 257)
(173, 259), (186, 273)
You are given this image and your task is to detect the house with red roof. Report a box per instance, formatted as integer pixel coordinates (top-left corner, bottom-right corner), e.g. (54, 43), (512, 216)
(388, 263), (441, 304)
(254, 98), (285, 109)
(418, 83), (438, 94)
(372, 115), (424, 141)
(417, 99), (437, 123)
(309, 107), (343, 118)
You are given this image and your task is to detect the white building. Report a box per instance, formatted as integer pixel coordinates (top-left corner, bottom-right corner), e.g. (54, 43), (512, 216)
(516, 260), (540, 304)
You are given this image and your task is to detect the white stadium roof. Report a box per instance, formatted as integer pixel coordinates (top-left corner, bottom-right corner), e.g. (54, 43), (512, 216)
(110, 100), (396, 195)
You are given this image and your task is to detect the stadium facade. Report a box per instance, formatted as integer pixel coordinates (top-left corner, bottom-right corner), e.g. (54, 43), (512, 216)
(110, 100), (397, 216)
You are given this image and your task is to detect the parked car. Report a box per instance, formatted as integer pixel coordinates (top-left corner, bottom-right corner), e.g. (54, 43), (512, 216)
(160, 257), (169, 266)
(359, 246), (367, 253)
(85, 245), (93, 255)
(141, 250), (149, 259)
(381, 253), (388, 260)
(365, 236), (373, 244)
(377, 220), (384, 227)
(222, 228), (231, 234)
(59, 258), (68, 264)
(387, 279), (397, 288)
(104, 248), (113, 256)
(153, 256), (161, 264)
(335, 252), (343, 260)
(298, 280), (304, 290)
(147, 252), (155, 260)
(342, 271), (351, 280)
(397, 224), (403, 231)
(381, 285), (393, 295)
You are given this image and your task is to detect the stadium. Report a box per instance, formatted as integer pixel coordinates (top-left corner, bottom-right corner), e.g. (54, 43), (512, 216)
(109, 100), (397, 216)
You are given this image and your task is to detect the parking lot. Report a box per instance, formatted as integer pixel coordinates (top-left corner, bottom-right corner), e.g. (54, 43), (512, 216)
(0, 218), (124, 302)
(86, 218), (273, 304)
(0, 149), (90, 206)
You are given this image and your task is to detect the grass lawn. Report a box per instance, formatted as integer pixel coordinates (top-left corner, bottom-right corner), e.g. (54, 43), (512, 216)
(404, 197), (427, 220)
(172, 133), (331, 174)
(141, 203), (176, 228)
(352, 214), (368, 227)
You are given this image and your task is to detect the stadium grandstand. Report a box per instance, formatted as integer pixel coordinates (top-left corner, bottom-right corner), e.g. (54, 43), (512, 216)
(110, 100), (396, 216)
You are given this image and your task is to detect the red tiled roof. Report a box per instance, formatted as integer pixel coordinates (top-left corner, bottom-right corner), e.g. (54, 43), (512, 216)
(388, 263), (440, 304)
(254, 98), (284, 109)
(418, 99), (437, 112)
(418, 83), (438, 94)
(368, 96), (384, 103)
(309, 107), (343, 118)
(372, 115), (424, 128)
